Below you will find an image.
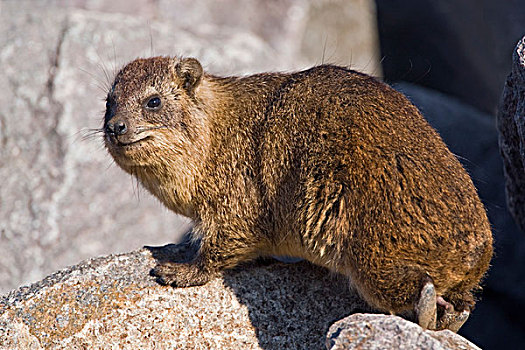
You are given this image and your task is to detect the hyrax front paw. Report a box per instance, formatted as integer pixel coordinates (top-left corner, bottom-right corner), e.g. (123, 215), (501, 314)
(150, 262), (211, 287)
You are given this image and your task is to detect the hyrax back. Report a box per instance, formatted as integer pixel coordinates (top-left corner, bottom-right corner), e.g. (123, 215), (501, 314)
(103, 56), (493, 331)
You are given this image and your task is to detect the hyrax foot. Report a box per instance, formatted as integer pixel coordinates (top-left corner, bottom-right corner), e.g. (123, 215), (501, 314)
(436, 296), (470, 332)
(415, 283), (470, 332)
(416, 281), (437, 329)
(150, 261), (211, 287)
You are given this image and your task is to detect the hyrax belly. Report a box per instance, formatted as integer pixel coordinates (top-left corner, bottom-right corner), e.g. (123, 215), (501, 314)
(103, 56), (493, 332)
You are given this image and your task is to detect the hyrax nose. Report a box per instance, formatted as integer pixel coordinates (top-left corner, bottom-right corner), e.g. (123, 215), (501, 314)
(105, 120), (128, 136)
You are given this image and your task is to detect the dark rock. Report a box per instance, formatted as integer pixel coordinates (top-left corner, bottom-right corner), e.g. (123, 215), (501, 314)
(376, 0), (525, 114)
(497, 36), (525, 234)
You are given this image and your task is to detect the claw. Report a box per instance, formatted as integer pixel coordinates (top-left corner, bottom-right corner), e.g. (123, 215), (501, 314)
(149, 261), (211, 288)
(436, 296), (453, 311)
(150, 265), (176, 285)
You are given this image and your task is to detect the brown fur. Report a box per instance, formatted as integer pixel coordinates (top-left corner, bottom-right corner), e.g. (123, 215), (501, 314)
(103, 56), (493, 327)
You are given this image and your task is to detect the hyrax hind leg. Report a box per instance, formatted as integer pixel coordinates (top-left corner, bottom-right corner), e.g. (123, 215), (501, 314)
(415, 281), (470, 332)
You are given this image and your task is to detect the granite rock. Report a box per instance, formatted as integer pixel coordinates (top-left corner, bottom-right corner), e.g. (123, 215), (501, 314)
(55, 0), (382, 75)
(326, 314), (480, 350)
(0, 245), (369, 349)
(497, 36), (525, 234)
(0, 245), (481, 349)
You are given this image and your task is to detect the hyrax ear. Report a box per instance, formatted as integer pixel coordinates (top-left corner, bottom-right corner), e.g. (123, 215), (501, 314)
(176, 57), (203, 94)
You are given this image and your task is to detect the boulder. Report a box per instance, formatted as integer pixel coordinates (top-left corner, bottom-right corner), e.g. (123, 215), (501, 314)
(0, 3), (195, 295)
(0, 244), (480, 349)
(58, 0), (382, 76)
(0, 244), (366, 349)
(327, 314), (480, 350)
(497, 36), (525, 234)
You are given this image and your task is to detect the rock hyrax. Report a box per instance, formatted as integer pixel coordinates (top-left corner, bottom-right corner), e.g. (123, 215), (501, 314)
(103, 56), (493, 331)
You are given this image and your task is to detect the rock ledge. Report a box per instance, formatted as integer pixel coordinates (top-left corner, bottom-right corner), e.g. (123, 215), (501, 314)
(0, 246), (481, 349)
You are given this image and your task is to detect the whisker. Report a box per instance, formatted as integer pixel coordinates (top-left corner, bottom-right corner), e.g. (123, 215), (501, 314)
(321, 34), (328, 65)
(106, 161), (114, 171)
(399, 58), (414, 81)
(78, 67), (111, 93)
(97, 61), (112, 89)
(148, 23), (155, 57)
(110, 36), (119, 78)
(129, 166), (143, 202)
(92, 46), (115, 90)
(80, 127), (105, 141)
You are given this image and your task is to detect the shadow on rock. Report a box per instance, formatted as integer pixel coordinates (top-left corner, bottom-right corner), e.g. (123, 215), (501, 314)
(221, 260), (372, 349)
(145, 242), (371, 349)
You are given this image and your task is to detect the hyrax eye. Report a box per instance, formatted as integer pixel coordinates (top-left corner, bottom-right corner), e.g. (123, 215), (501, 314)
(145, 96), (162, 110)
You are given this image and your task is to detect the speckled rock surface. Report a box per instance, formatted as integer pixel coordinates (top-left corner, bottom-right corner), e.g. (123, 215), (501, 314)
(0, 245), (483, 349)
(326, 314), (481, 350)
(497, 36), (525, 234)
(0, 243), (370, 349)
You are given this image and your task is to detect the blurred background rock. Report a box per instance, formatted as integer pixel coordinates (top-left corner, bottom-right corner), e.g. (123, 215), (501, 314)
(0, 1), (523, 349)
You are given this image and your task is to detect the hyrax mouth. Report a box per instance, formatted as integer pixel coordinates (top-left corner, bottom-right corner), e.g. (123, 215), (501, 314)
(104, 131), (156, 168)
(104, 118), (162, 148)
(107, 133), (152, 147)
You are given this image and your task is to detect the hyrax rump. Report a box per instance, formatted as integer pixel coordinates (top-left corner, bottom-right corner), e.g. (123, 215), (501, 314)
(103, 56), (492, 331)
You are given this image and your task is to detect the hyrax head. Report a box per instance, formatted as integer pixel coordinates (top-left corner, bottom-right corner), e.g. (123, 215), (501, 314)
(103, 56), (204, 169)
